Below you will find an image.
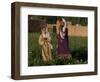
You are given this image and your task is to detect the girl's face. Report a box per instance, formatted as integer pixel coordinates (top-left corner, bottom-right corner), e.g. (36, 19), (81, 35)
(60, 21), (64, 27)
(57, 18), (64, 27)
(42, 27), (47, 33)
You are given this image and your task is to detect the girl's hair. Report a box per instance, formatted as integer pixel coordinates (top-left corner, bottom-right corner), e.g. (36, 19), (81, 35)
(57, 17), (62, 21)
(40, 21), (47, 30)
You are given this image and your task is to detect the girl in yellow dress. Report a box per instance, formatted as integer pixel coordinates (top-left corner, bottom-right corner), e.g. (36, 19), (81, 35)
(39, 24), (53, 62)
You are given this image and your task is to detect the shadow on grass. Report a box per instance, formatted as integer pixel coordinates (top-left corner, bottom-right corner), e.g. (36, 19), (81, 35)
(71, 47), (87, 62)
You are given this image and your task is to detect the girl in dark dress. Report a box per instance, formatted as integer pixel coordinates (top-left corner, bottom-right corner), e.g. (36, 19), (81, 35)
(56, 18), (71, 59)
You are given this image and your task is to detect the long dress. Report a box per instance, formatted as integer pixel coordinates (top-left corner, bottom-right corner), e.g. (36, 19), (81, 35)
(57, 28), (71, 59)
(39, 32), (52, 62)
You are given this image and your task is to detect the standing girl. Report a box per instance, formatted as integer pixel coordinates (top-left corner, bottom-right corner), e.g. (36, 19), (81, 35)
(56, 18), (71, 59)
(39, 24), (53, 62)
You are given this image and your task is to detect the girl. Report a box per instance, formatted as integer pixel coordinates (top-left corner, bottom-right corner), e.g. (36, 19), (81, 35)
(56, 18), (71, 59)
(39, 24), (53, 62)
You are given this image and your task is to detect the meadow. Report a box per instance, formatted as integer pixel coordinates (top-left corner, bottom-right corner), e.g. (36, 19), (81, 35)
(28, 30), (88, 66)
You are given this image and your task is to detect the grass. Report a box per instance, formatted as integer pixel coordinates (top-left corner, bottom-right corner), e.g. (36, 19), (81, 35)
(28, 30), (88, 66)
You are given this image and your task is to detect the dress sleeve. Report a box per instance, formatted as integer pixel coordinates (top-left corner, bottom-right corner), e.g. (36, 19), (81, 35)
(39, 35), (44, 46)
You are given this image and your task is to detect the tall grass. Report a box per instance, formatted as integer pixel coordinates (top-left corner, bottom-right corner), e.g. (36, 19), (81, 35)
(28, 31), (87, 66)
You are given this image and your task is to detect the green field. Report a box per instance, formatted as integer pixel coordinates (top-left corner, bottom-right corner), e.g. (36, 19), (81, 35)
(28, 31), (88, 66)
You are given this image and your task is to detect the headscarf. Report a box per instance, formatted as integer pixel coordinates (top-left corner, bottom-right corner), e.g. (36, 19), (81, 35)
(60, 18), (67, 39)
(62, 18), (67, 32)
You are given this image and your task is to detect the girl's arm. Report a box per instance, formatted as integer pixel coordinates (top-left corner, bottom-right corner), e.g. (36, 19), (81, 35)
(39, 35), (44, 46)
(56, 21), (60, 35)
(47, 33), (51, 42)
(60, 28), (64, 39)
